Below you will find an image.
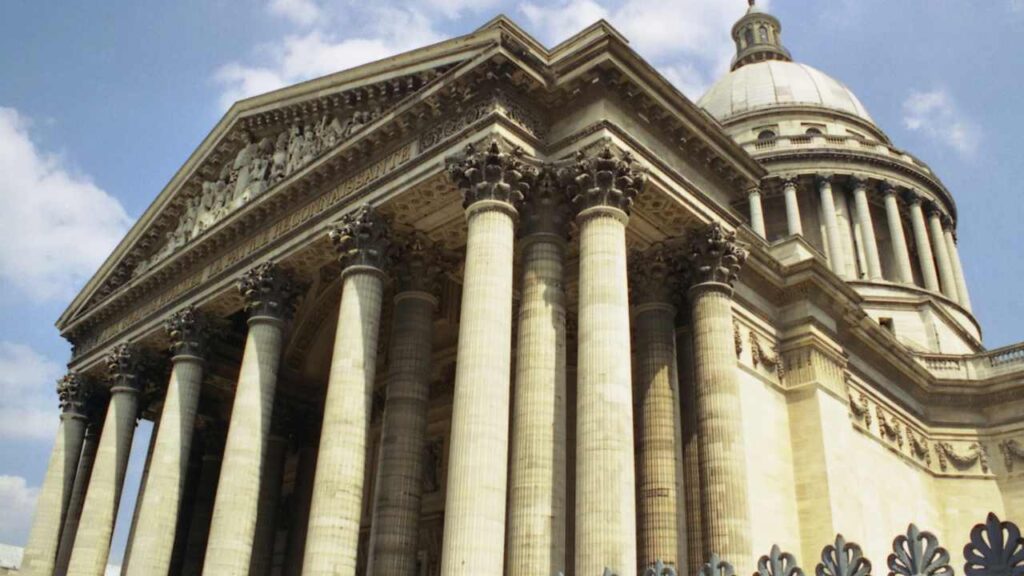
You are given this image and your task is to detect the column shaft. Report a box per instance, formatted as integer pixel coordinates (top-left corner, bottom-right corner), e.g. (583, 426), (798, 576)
(507, 234), (567, 576)
(21, 412), (87, 575)
(440, 201), (517, 576)
(126, 354), (205, 576)
(366, 291), (436, 576)
(692, 284), (752, 565)
(302, 268), (386, 576)
(67, 386), (140, 576)
(944, 227), (973, 311)
(55, 421), (102, 576)
(575, 207), (637, 575)
(180, 441), (223, 576)
(818, 178), (847, 277)
(883, 190), (914, 284)
(783, 180), (803, 236)
(852, 183), (883, 280)
(202, 318), (286, 575)
(249, 434), (288, 576)
(908, 200), (940, 291)
(634, 303), (684, 572)
(748, 190), (766, 238)
(928, 211), (959, 301)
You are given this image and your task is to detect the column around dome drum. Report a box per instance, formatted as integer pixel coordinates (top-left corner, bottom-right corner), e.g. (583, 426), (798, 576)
(943, 218), (973, 311)
(817, 175), (848, 278)
(782, 177), (803, 237)
(747, 185), (766, 238)
(904, 190), (940, 293)
(925, 201), (960, 302)
(881, 184), (914, 285)
(850, 177), (883, 281)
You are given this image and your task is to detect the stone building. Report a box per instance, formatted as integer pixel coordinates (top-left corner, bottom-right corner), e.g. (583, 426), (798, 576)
(18, 5), (1024, 576)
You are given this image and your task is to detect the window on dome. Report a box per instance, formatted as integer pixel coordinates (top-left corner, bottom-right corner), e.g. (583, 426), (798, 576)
(759, 26), (770, 43)
(744, 28), (755, 47)
(757, 130), (777, 141)
(805, 127), (824, 136)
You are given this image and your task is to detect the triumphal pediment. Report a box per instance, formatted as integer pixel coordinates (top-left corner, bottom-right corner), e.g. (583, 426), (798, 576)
(58, 15), (762, 368)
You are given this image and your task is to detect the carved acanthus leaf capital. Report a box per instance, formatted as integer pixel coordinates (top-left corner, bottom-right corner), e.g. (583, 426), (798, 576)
(630, 242), (684, 306)
(238, 262), (299, 320)
(105, 342), (145, 393)
(447, 139), (536, 210)
(56, 372), (90, 416)
(564, 145), (647, 215)
(687, 223), (749, 289)
(165, 305), (212, 359)
(328, 204), (393, 271)
(520, 165), (572, 238)
(393, 231), (450, 296)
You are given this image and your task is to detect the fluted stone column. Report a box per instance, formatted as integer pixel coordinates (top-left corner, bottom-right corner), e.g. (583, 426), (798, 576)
(817, 176), (847, 277)
(249, 432), (288, 576)
(926, 203), (959, 301)
(905, 191), (940, 292)
(507, 173), (568, 576)
(631, 244), (685, 573)
(747, 186), (766, 238)
(440, 141), (528, 576)
(943, 222), (972, 311)
(851, 178), (882, 280)
(55, 407), (104, 576)
(125, 306), (210, 576)
(782, 177), (803, 237)
(202, 263), (296, 576)
(568, 146), (645, 576)
(67, 344), (146, 576)
(366, 233), (443, 576)
(303, 205), (391, 576)
(180, 424), (225, 576)
(21, 374), (90, 576)
(687, 223), (752, 565)
(882, 185), (914, 284)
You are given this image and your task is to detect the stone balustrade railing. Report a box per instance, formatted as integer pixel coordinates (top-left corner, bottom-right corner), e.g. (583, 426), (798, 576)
(916, 341), (1024, 381)
(746, 133), (934, 175)
(608, 512), (1023, 576)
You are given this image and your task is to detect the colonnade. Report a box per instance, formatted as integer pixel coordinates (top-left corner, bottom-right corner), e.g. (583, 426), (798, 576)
(746, 175), (971, 309)
(24, 141), (755, 576)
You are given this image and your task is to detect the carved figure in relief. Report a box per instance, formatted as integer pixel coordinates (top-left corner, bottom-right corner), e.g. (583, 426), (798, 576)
(231, 130), (258, 200)
(246, 137), (274, 200)
(285, 124), (305, 175)
(271, 131), (289, 182)
(318, 114), (344, 148)
(300, 124), (317, 165)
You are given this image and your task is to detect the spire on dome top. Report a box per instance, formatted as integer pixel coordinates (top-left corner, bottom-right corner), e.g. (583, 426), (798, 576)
(731, 0), (792, 70)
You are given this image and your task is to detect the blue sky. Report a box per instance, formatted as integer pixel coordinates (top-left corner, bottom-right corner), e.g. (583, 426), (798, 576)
(1, 0), (1022, 568)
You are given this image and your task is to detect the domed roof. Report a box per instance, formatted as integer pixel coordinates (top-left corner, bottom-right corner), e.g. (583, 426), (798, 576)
(698, 60), (875, 124)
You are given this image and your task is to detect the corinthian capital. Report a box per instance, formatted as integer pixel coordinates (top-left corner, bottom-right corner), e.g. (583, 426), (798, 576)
(238, 261), (298, 320)
(165, 305), (211, 359)
(630, 242), (683, 306)
(447, 139), (536, 210)
(56, 372), (90, 417)
(105, 342), (145, 393)
(564, 145), (647, 215)
(328, 204), (393, 271)
(687, 223), (749, 289)
(393, 231), (448, 296)
(520, 166), (571, 238)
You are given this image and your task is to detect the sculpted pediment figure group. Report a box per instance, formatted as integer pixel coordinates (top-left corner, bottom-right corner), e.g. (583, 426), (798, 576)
(135, 107), (384, 277)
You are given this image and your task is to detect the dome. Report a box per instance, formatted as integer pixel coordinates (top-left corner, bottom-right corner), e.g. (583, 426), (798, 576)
(698, 60), (875, 125)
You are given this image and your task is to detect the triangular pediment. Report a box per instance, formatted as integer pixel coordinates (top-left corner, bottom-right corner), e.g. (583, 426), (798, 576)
(59, 15), (765, 349)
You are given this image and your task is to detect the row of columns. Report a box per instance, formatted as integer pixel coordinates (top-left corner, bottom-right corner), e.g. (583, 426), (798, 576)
(746, 176), (971, 309)
(24, 140), (755, 576)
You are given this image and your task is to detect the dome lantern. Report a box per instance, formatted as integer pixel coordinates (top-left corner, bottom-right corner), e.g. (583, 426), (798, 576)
(731, 0), (792, 71)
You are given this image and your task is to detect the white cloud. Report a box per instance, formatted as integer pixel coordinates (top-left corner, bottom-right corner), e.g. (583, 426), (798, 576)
(902, 88), (981, 156)
(519, 0), (759, 99)
(0, 476), (39, 546)
(214, 5), (445, 109)
(0, 107), (132, 302)
(268, 0), (323, 27)
(0, 341), (64, 442)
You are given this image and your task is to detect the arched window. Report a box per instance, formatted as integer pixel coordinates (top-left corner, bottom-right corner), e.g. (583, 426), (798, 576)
(757, 129), (777, 141)
(744, 28), (755, 47)
(806, 127), (824, 136)
(759, 25), (770, 43)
